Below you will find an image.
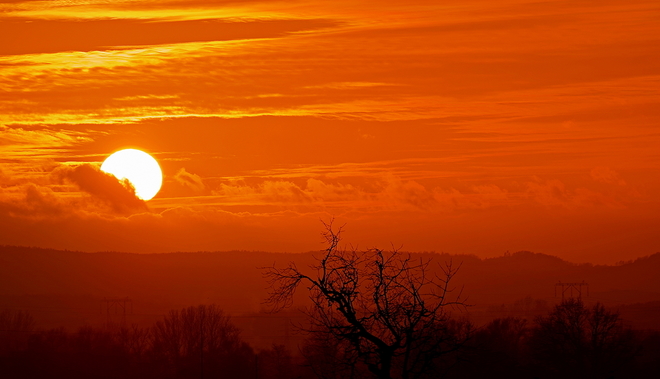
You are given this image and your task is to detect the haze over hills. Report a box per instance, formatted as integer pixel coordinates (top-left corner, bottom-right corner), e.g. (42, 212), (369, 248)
(1, 245), (659, 332)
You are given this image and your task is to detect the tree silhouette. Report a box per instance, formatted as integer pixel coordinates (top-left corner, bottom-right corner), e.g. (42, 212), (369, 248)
(529, 298), (637, 379)
(0, 310), (36, 378)
(256, 344), (300, 379)
(151, 304), (254, 379)
(0, 310), (35, 354)
(300, 325), (367, 379)
(263, 222), (470, 379)
(462, 317), (531, 379)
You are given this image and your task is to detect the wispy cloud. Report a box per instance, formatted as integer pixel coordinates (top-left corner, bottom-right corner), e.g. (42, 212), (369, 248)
(0, 0), (659, 262)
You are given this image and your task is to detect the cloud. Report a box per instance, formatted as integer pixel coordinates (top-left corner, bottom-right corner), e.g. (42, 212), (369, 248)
(381, 175), (437, 210)
(213, 180), (314, 204)
(305, 178), (360, 201)
(0, 183), (67, 219)
(174, 167), (206, 192)
(435, 184), (512, 210)
(591, 166), (626, 186)
(0, 125), (92, 159)
(0, 166), (653, 262)
(213, 175), (444, 211)
(0, 18), (341, 56)
(0, 163), (151, 222)
(54, 164), (147, 214)
(525, 177), (623, 209)
(207, 174), (524, 213)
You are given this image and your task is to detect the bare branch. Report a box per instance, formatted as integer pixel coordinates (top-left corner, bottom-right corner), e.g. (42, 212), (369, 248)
(261, 222), (470, 379)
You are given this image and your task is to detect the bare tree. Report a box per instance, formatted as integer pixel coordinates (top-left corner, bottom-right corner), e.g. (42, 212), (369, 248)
(263, 222), (470, 379)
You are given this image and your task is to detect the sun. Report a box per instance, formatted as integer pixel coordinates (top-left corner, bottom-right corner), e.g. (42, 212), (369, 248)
(100, 149), (163, 201)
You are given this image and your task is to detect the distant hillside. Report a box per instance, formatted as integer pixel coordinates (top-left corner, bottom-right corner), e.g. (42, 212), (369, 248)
(1, 246), (659, 329)
(449, 251), (660, 305)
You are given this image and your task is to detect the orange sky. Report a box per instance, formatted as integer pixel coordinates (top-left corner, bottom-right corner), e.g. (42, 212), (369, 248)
(1, 0), (659, 263)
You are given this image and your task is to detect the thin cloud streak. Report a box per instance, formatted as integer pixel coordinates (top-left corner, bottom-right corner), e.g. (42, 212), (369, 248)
(0, 0), (658, 262)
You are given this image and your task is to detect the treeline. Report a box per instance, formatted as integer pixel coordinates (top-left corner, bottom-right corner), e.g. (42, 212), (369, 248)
(454, 299), (660, 379)
(1, 301), (660, 379)
(0, 305), (300, 379)
(292, 298), (660, 379)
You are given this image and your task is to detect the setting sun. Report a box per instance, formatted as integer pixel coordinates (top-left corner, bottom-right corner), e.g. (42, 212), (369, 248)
(100, 149), (162, 201)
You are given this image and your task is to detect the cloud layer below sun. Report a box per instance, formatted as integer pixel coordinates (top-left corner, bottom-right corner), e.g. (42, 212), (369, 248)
(1, 0), (659, 263)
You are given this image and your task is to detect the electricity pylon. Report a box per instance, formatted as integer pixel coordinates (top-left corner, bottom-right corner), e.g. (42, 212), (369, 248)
(555, 281), (589, 299)
(100, 297), (132, 327)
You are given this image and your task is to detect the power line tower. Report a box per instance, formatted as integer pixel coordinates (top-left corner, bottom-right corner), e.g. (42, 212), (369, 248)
(555, 281), (589, 300)
(100, 297), (132, 328)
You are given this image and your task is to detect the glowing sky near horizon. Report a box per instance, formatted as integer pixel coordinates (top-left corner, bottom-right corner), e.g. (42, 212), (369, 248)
(1, 0), (659, 263)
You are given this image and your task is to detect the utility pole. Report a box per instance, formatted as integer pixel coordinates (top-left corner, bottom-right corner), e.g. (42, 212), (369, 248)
(555, 281), (589, 299)
(255, 354), (259, 379)
(200, 309), (205, 379)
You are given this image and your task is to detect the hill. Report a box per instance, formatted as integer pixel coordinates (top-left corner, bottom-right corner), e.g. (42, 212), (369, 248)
(1, 246), (659, 331)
